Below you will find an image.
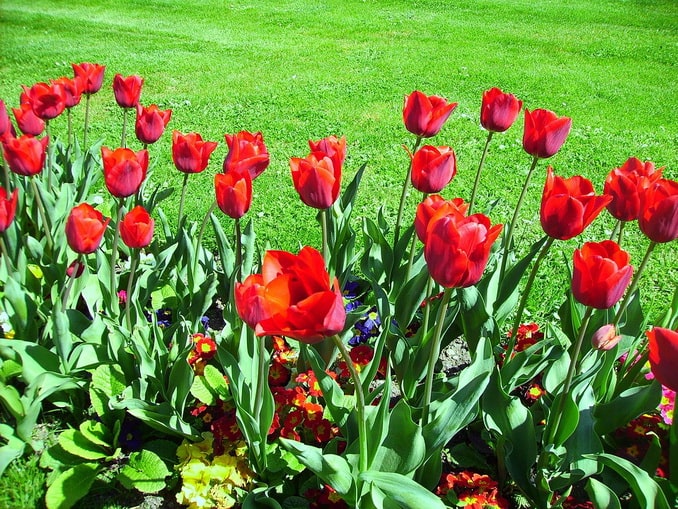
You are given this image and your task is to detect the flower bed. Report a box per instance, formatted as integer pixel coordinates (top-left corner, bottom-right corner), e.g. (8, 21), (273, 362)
(0, 64), (676, 509)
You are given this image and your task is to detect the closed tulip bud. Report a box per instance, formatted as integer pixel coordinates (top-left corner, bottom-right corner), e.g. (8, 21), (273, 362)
(480, 87), (523, 133)
(51, 76), (83, 109)
(223, 131), (270, 179)
(172, 131), (218, 174)
(0, 100), (11, 139)
(0, 187), (18, 232)
(12, 103), (45, 136)
(403, 91), (457, 138)
(66, 259), (85, 278)
(591, 324), (621, 351)
(72, 62), (105, 95)
(215, 170), (252, 219)
(572, 240), (633, 309)
(135, 104), (172, 145)
(647, 327), (678, 392)
(120, 205), (154, 249)
(65, 203), (109, 255)
(113, 74), (144, 109)
(2, 134), (49, 176)
(424, 211), (503, 288)
(290, 152), (341, 209)
(638, 178), (678, 243)
(540, 166), (611, 240)
(414, 194), (468, 242)
(410, 145), (457, 194)
(234, 274), (269, 330)
(101, 146), (149, 198)
(522, 108), (572, 159)
(27, 82), (67, 120)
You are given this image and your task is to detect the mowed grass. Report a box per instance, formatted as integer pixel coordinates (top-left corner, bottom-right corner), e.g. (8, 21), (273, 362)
(1, 0), (676, 321)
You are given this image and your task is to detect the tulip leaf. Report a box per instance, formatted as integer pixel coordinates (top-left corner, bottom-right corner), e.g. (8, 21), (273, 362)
(359, 471), (445, 509)
(593, 381), (661, 435)
(585, 477), (621, 509)
(370, 399), (425, 476)
(393, 266), (429, 332)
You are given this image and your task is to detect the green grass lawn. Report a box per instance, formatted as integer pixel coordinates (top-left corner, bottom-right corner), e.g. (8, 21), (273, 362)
(1, 0), (676, 321)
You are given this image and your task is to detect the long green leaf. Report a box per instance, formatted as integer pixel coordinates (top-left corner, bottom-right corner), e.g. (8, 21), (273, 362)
(359, 471), (445, 509)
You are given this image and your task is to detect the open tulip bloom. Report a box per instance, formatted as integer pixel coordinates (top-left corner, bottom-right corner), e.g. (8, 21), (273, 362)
(223, 131), (270, 179)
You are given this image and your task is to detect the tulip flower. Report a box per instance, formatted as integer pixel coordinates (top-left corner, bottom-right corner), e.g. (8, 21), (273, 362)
(522, 108), (572, 159)
(2, 134), (49, 177)
(65, 203), (109, 255)
(540, 166), (611, 240)
(647, 327), (678, 392)
(27, 82), (67, 121)
(223, 131), (270, 179)
(66, 259), (85, 278)
(480, 87), (523, 133)
(113, 74), (144, 109)
(71, 62), (105, 95)
(638, 178), (678, 243)
(290, 152), (341, 210)
(101, 146), (149, 198)
(214, 170), (252, 220)
(51, 76), (83, 109)
(604, 157), (663, 222)
(12, 102), (45, 136)
(571, 240), (633, 309)
(403, 90), (457, 138)
(410, 145), (457, 194)
(235, 246), (346, 343)
(120, 205), (154, 249)
(234, 274), (269, 330)
(135, 104), (172, 145)
(0, 187), (18, 232)
(172, 131), (218, 174)
(591, 324), (621, 351)
(414, 194), (468, 242)
(424, 211), (503, 288)
(0, 100), (11, 139)
(308, 135), (346, 175)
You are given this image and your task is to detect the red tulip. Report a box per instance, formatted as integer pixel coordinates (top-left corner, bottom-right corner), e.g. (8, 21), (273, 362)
(65, 203), (109, 254)
(12, 102), (45, 136)
(235, 246), (346, 343)
(101, 146), (149, 198)
(71, 62), (105, 95)
(403, 91), (457, 138)
(0, 100), (10, 138)
(571, 240), (633, 309)
(215, 170), (252, 219)
(2, 134), (49, 176)
(414, 194), (468, 242)
(424, 211), (503, 288)
(480, 87), (523, 133)
(51, 77), (83, 108)
(27, 82), (66, 120)
(113, 74), (144, 109)
(223, 131), (270, 179)
(522, 108), (572, 159)
(647, 327), (678, 392)
(290, 152), (341, 209)
(0, 187), (18, 232)
(540, 166), (611, 240)
(410, 145), (457, 194)
(308, 135), (346, 175)
(172, 131), (218, 174)
(604, 157), (663, 222)
(135, 104), (172, 145)
(120, 205), (154, 249)
(638, 178), (678, 243)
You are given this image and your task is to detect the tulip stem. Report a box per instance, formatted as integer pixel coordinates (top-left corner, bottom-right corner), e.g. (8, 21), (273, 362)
(468, 131), (494, 215)
(45, 121), (53, 189)
(331, 334), (368, 473)
(393, 136), (422, 247)
(321, 208), (329, 268)
(612, 240), (656, 327)
(404, 192), (428, 284)
(83, 94), (91, 147)
(125, 250), (138, 331)
(235, 217), (242, 280)
(178, 172), (189, 228)
(508, 236), (554, 353)
(120, 108), (128, 148)
(62, 256), (82, 309)
(617, 220), (625, 247)
(194, 200), (217, 280)
(499, 155), (539, 282)
(110, 198), (124, 307)
(1, 155), (10, 194)
(253, 336), (269, 421)
(0, 234), (14, 273)
(30, 177), (53, 252)
(67, 108), (73, 149)
(421, 287), (453, 427)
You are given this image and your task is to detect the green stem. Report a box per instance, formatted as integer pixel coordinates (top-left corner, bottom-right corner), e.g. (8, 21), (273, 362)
(617, 220), (625, 247)
(193, 200), (217, 279)
(331, 334), (368, 473)
(83, 94), (91, 147)
(67, 108), (73, 148)
(393, 136), (422, 246)
(0, 234), (15, 273)
(404, 192), (428, 284)
(321, 207), (329, 267)
(612, 240), (656, 327)
(1, 154), (10, 196)
(468, 131), (494, 215)
(420, 276), (434, 345)
(121, 108), (128, 148)
(178, 172), (190, 228)
(235, 217), (242, 280)
(110, 198), (125, 306)
(125, 251), (138, 331)
(62, 256), (81, 309)
(507, 236), (555, 353)
(45, 121), (53, 189)
(499, 155), (540, 282)
(421, 287), (453, 426)
(253, 336), (269, 419)
(30, 177), (53, 251)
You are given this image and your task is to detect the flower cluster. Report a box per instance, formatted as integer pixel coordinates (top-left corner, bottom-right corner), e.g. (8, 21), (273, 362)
(436, 470), (510, 509)
(187, 333), (218, 375)
(612, 413), (670, 478)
